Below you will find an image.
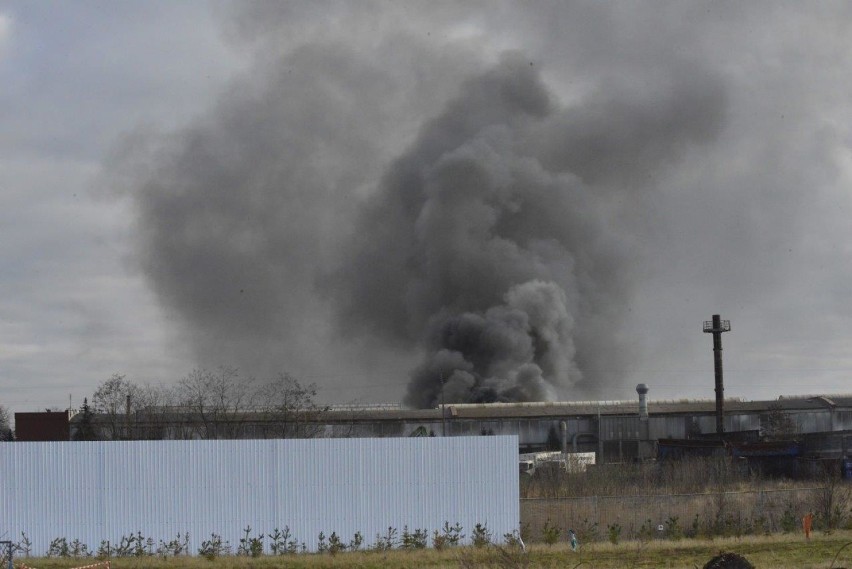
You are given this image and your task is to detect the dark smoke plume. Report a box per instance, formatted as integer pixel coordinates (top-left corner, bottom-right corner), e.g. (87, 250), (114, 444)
(112, 18), (726, 407)
(329, 56), (725, 407)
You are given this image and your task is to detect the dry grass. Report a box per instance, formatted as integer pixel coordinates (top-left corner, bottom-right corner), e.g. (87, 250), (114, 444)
(522, 456), (816, 500)
(14, 531), (852, 569)
(519, 456), (848, 543)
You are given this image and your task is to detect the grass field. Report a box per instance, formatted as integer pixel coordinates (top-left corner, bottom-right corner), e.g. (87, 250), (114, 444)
(13, 531), (852, 569)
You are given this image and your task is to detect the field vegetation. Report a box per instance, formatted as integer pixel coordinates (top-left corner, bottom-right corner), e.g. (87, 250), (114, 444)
(521, 454), (852, 541)
(16, 389), (852, 568)
(522, 455), (821, 499)
(10, 532), (852, 568)
(8, 456), (851, 568)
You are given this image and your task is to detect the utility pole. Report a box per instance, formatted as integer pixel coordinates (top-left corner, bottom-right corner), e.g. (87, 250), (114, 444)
(703, 314), (731, 437)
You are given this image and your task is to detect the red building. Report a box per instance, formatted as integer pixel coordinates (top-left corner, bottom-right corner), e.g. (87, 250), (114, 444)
(15, 411), (71, 441)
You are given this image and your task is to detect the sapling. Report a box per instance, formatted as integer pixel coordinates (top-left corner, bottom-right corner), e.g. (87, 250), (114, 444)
(269, 527), (298, 555)
(198, 533), (229, 560)
(607, 523), (622, 545)
(328, 531), (345, 555)
(541, 519), (560, 546)
(237, 526), (264, 557)
(502, 530), (525, 551)
(16, 532), (31, 557)
(69, 538), (90, 558)
(471, 523), (492, 548)
(47, 537), (69, 558)
(665, 516), (683, 540)
(441, 522), (464, 546)
(157, 533), (190, 557)
(432, 530), (447, 551)
(348, 531), (363, 551)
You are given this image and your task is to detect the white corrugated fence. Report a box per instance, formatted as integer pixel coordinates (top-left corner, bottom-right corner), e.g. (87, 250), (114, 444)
(0, 436), (518, 555)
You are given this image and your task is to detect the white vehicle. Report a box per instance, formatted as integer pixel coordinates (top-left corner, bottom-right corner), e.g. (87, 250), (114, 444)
(519, 451), (596, 475)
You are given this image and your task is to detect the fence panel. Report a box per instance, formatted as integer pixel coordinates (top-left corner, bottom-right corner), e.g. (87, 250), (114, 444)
(0, 436), (519, 555)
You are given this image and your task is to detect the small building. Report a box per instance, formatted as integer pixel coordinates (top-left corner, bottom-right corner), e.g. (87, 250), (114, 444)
(15, 411), (71, 441)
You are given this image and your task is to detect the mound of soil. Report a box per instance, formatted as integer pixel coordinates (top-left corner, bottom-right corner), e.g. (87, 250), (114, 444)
(702, 552), (755, 569)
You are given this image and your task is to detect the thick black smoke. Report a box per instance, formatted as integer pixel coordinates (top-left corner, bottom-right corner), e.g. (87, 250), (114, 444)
(329, 56), (725, 407)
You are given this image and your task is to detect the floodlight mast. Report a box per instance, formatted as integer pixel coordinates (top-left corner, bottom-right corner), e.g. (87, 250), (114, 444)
(703, 314), (731, 436)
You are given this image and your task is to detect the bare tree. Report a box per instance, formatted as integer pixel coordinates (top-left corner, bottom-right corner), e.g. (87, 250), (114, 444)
(816, 460), (850, 532)
(761, 403), (798, 440)
(0, 404), (13, 441)
(133, 384), (182, 440)
(83, 368), (329, 441)
(175, 366), (256, 439)
(91, 374), (145, 440)
(90, 374), (174, 440)
(257, 373), (330, 439)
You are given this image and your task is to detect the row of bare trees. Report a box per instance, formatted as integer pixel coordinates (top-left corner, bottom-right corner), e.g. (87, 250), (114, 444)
(74, 367), (329, 441)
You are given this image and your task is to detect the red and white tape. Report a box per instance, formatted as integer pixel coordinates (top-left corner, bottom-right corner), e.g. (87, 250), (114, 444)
(18, 562), (110, 569)
(71, 562), (111, 569)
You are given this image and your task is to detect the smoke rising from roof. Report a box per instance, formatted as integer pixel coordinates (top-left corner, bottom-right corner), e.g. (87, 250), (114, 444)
(328, 55), (725, 406)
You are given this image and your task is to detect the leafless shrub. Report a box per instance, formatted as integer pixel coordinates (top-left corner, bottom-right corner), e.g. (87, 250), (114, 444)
(816, 461), (851, 532)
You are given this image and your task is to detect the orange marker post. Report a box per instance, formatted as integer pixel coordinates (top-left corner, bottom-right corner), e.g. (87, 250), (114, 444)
(802, 512), (814, 539)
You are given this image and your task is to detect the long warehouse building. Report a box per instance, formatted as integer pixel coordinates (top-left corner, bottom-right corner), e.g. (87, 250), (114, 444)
(17, 389), (852, 462)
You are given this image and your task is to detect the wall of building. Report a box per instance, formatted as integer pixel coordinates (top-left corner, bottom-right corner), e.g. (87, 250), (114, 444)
(696, 413), (761, 435)
(59, 396), (852, 463)
(0, 436), (519, 555)
(15, 411), (70, 441)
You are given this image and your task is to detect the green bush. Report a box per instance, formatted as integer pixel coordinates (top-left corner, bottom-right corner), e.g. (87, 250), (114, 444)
(638, 518), (656, 541)
(607, 523), (622, 545)
(47, 538), (69, 558)
(665, 516), (683, 540)
(371, 527), (398, 551)
(198, 533), (229, 560)
(432, 523), (464, 551)
(577, 517), (600, 542)
(780, 503), (798, 533)
(541, 519), (560, 546)
(684, 514), (701, 539)
(471, 523), (492, 548)
(237, 526), (264, 557)
(157, 533), (190, 558)
(348, 531), (363, 551)
(328, 532), (345, 555)
(401, 526), (428, 550)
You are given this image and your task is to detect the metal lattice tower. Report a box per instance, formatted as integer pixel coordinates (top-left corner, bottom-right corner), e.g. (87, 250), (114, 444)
(703, 314), (731, 436)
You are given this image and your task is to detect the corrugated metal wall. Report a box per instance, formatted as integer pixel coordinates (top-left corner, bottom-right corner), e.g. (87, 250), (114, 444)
(0, 436), (518, 555)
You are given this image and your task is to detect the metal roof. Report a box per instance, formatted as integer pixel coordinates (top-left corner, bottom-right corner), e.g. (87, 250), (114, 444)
(67, 393), (852, 427)
(321, 394), (852, 422)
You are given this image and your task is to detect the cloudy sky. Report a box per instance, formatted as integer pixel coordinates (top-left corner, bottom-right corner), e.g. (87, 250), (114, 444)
(2, 1), (852, 413)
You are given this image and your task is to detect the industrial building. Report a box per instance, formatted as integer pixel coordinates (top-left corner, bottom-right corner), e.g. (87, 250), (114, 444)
(12, 389), (848, 464)
(20, 316), (848, 464)
(312, 390), (852, 461)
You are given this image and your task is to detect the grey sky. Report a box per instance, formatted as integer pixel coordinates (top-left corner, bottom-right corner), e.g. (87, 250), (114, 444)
(2, 1), (852, 413)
